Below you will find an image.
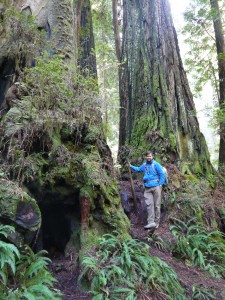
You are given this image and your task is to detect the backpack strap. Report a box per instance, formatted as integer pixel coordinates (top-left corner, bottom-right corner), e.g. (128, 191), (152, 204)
(144, 162), (157, 175)
(151, 162), (157, 175)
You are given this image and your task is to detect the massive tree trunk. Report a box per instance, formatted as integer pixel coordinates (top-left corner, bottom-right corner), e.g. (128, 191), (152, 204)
(119, 0), (213, 175)
(210, 0), (225, 172)
(0, 0), (129, 257)
(118, 0), (130, 149)
(113, 0), (129, 149)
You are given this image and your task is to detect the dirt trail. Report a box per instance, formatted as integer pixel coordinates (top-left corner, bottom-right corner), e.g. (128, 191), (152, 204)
(49, 257), (91, 300)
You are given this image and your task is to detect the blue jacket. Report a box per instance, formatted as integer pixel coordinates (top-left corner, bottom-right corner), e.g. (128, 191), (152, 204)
(130, 159), (165, 188)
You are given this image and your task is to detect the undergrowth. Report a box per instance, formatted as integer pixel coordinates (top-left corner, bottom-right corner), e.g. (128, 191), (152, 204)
(192, 284), (216, 300)
(79, 232), (187, 300)
(0, 225), (62, 299)
(170, 217), (225, 278)
(1, 51), (100, 185)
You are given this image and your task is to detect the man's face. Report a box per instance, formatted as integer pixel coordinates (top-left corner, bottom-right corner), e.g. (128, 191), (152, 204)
(146, 153), (153, 161)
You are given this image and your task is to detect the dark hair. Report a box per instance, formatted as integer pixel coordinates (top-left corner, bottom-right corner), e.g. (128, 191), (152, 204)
(146, 150), (153, 156)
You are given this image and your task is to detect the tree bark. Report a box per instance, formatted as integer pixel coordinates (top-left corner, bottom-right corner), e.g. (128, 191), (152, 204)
(78, 0), (97, 77)
(76, 0), (83, 48)
(119, 0), (213, 175)
(112, 0), (121, 61)
(210, 0), (225, 171)
(118, 0), (129, 149)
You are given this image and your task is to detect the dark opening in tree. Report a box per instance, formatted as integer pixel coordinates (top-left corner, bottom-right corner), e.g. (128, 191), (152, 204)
(37, 192), (81, 257)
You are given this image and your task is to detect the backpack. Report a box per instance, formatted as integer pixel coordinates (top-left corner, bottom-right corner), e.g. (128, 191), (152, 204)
(161, 166), (168, 186)
(145, 162), (168, 186)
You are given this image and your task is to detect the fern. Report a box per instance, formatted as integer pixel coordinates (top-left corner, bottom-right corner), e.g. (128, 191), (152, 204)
(79, 233), (187, 299)
(0, 225), (62, 299)
(147, 233), (166, 250)
(192, 284), (216, 300)
(0, 225), (20, 283)
(170, 217), (225, 277)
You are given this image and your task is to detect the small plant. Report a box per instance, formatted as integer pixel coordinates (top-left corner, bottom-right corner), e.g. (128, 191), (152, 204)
(192, 284), (216, 300)
(0, 225), (20, 279)
(0, 225), (62, 299)
(170, 217), (225, 278)
(146, 233), (166, 251)
(79, 232), (187, 300)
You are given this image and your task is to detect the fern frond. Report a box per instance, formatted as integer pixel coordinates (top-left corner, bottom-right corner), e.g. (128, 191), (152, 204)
(24, 258), (49, 278)
(0, 225), (15, 238)
(0, 241), (19, 274)
(27, 284), (62, 299)
(0, 269), (7, 285)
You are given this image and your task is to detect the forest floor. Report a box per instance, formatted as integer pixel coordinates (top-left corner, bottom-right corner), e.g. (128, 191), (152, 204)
(49, 179), (225, 300)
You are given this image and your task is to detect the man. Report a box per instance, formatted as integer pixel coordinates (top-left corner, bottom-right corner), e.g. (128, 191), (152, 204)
(129, 150), (165, 229)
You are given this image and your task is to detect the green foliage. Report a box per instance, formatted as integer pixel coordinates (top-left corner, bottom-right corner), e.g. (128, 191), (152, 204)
(170, 217), (225, 278)
(0, 225), (20, 280)
(192, 284), (216, 300)
(1, 51), (100, 184)
(0, 225), (62, 299)
(146, 233), (166, 251)
(19, 51), (99, 118)
(182, 0), (225, 98)
(79, 232), (187, 300)
(3, 6), (45, 69)
(182, 0), (225, 150)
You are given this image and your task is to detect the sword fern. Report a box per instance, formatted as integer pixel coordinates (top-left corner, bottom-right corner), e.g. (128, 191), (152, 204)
(0, 225), (62, 299)
(170, 217), (225, 277)
(79, 232), (187, 300)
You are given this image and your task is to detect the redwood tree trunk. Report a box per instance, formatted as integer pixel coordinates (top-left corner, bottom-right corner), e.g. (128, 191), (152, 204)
(112, 0), (121, 62)
(118, 0), (130, 149)
(210, 0), (225, 172)
(78, 0), (97, 77)
(119, 0), (213, 175)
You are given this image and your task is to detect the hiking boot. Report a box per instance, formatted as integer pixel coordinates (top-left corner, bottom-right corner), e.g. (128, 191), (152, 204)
(144, 222), (156, 229)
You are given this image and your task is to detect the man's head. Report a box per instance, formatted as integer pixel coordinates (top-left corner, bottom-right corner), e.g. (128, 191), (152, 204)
(146, 150), (154, 162)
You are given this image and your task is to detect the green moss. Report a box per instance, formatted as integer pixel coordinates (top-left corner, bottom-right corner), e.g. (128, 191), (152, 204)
(184, 174), (198, 182)
(217, 208), (225, 227)
(51, 130), (62, 148)
(80, 185), (94, 199)
(83, 125), (102, 144)
(169, 133), (176, 150)
(79, 228), (100, 260)
(0, 179), (41, 231)
(194, 160), (202, 175)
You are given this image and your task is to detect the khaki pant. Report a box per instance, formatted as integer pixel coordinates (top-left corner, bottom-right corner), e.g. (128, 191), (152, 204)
(144, 185), (162, 225)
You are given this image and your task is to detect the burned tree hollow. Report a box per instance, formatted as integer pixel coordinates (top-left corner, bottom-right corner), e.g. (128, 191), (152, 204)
(37, 192), (81, 257)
